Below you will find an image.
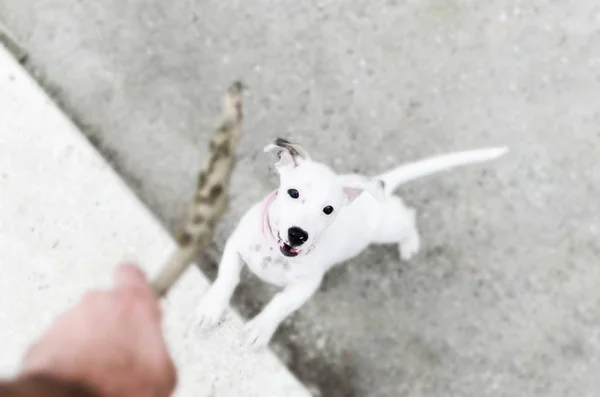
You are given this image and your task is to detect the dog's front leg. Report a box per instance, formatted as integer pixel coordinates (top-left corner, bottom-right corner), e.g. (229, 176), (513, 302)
(243, 276), (322, 349)
(193, 237), (243, 329)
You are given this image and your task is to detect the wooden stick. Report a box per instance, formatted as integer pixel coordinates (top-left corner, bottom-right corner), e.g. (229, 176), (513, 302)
(151, 81), (244, 298)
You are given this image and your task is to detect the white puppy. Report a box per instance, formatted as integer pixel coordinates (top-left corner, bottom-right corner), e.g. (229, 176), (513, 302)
(193, 138), (507, 348)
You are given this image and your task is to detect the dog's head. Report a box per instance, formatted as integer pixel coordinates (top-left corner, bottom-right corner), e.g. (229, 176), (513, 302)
(264, 138), (385, 258)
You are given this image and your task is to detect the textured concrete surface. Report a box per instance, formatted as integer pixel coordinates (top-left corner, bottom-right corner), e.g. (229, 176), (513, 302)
(0, 45), (310, 397)
(1, 1), (599, 395)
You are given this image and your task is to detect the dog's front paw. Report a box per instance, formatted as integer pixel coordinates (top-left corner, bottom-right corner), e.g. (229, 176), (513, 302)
(399, 233), (420, 261)
(243, 316), (278, 350)
(192, 288), (229, 330)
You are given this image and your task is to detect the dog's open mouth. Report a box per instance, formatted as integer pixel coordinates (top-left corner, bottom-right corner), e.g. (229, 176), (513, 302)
(279, 241), (299, 257)
(276, 232), (301, 257)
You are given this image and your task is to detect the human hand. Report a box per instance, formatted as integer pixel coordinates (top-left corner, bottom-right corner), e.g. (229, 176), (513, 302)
(20, 263), (177, 397)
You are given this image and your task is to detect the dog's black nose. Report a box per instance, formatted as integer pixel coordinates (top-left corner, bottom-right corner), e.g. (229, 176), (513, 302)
(288, 227), (308, 247)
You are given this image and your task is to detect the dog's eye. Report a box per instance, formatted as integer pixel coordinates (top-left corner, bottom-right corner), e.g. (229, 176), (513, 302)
(288, 189), (299, 199)
(323, 206), (334, 215)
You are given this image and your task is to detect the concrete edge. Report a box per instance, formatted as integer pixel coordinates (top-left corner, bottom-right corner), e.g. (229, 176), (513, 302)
(0, 43), (311, 396)
(0, 22), (27, 62)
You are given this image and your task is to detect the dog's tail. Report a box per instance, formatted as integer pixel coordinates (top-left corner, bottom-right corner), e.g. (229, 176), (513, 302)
(378, 146), (508, 194)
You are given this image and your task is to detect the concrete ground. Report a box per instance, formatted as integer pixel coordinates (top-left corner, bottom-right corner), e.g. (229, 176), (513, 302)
(0, 45), (309, 397)
(2, 1), (599, 396)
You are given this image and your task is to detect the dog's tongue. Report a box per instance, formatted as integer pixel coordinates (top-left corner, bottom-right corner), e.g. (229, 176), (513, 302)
(280, 241), (298, 253)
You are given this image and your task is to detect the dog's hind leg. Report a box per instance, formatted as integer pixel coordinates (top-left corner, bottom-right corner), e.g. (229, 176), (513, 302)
(371, 196), (421, 261)
(397, 207), (420, 260)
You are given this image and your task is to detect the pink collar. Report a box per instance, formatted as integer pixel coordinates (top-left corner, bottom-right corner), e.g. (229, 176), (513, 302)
(261, 189), (279, 243)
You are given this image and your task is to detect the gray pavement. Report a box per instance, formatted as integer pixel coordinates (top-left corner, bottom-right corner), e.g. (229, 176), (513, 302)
(0, 46), (310, 396)
(1, 1), (599, 396)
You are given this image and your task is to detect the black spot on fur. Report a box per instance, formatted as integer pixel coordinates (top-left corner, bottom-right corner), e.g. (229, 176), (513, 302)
(275, 137), (293, 146)
(275, 138), (299, 157)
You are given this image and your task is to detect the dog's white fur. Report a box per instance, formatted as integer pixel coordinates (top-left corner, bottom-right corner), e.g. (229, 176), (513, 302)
(193, 140), (507, 348)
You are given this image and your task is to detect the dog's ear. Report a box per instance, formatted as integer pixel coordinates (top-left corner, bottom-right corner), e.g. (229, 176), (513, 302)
(338, 174), (386, 204)
(264, 138), (311, 169)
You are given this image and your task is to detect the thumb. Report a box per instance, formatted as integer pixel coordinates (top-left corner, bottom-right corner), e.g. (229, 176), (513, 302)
(113, 263), (161, 319)
(113, 263), (150, 291)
